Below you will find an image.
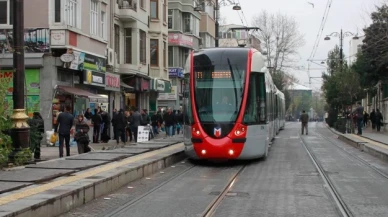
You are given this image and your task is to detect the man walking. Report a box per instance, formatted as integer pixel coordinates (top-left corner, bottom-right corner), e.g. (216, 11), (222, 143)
(55, 106), (74, 158)
(353, 102), (364, 135)
(300, 110), (309, 135)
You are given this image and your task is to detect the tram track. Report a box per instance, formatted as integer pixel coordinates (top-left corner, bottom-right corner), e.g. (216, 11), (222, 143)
(200, 165), (246, 217)
(315, 129), (388, 180)
(300, 135), (354, 217)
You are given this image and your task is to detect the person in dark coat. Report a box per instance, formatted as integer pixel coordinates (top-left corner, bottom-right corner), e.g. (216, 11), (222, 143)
(84, 108), (92, 120)
(163, 108), (175, 137)
(28, 112), (44, 160)
(74, 114), (90, 154)
(130, 108), (142, 142)
(91, 109), (102, 143)
(55, 106), (74, 158)
(370, 109), (376, 129)
(376, 109), (384, 132)
(114, 109), (127, 145)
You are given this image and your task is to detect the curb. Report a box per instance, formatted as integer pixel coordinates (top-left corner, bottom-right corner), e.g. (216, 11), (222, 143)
(0, 145), (186, 217)
(324, 124), (388, 163)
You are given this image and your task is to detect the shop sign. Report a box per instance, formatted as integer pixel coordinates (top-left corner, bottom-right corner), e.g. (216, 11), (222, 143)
(169, 68), (184, 78)
(152, 79), (171, 93)
(158, 86), (177, 100)
(105, 72), (120, 91)
(50, 30), (65, 46)
(84, 70), (105, 87)
(83, 53), (106, 73)
(168, 33), (194, 48)
(60, 53), (75, 63)
(0, 69), (40, 95)
(141, 79), (150, 91)
(0, 28), (50, 53)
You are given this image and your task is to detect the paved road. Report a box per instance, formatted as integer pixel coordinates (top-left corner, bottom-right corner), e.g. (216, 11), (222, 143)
(60, 122), (388, 217)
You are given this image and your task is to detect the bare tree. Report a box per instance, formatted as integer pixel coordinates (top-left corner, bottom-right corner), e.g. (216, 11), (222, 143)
(252, 10), (305, 72)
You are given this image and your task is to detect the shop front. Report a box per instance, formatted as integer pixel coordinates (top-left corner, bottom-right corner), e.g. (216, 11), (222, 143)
(150, 79), (171, 114)
(0, 69), (41, 118)
(121, 75), (151, 111)
(157, 68), (184, 110)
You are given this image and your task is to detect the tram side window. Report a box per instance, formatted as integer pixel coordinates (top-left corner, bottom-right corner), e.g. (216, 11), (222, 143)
(243, 72), (266, 124)
(183, 74), (194, 125)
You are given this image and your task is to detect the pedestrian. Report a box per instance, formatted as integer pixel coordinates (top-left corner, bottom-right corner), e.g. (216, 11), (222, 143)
(163, 108), (175, 137)
(129, 108), (142, 142)
(27, 112), (44, 160)
(300, 110), (309, 135)
(370, 109), (376, 129)
(352, 102), (364, 135)
(74, 114), (90, 154)
(91, 108), (102, 143)
(55, 106), (74, 158)
(113, 109), (127, 145)
(376, 109), (383, 132)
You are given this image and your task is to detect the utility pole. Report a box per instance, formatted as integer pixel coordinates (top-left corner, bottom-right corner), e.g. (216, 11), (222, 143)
(215, 0), (219, 47)
(10, 0), (30, 160)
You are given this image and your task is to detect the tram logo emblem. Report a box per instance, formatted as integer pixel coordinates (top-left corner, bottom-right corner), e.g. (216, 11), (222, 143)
(214, 127), (221, 137)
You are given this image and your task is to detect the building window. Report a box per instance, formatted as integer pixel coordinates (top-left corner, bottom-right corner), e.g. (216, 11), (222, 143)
(90, 0), (98, 35)
(163, 0), (166, 23)
(163, 41), (167, 68)
(168, 10), (173, 29)
(182, 13), (192, 33)
(54, 0), (61, 23)
(65, 0), (79, 28)
(124, 28), (132, 64)
(114, 25), (120, 64)
(150, 0), (158, 19)
(168, 46), (173, 67)
(140, 0), (145, 9)
(140, 30), (146, 64)
(0, 0), (13, 25)
(100, 11), (106, 39)
(150, 39), (158, 66)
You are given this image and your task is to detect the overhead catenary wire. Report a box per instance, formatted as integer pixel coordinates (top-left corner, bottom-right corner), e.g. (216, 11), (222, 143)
(308, 0), (333, 60)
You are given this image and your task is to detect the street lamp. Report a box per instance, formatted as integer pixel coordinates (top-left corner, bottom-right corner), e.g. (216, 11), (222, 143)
(9, 0), (30, 161)
(194, 0), (241, 47)
(323, 29), (357, 72)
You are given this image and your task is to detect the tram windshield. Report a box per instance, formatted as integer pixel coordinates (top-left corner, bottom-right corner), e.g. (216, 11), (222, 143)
(193, 50), (247, 123)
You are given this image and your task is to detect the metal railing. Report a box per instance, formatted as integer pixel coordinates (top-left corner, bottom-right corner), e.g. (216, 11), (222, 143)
(118, 0), (137, 11)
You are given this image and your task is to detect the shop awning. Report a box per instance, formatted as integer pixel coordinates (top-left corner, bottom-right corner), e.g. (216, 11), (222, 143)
(57, 85), (102, 98)
(121, 83), (134, 90)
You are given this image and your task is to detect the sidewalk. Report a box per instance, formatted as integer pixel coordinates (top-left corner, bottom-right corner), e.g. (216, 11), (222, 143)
(40, 133), (167, 161)
(359, 127), (388, 145)
(0, 134), (185, 217)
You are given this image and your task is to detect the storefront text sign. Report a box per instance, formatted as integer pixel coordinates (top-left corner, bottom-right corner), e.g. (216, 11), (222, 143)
(105, 72), (120, 91)
(84, 70), (105, 87)
(168, 33), (194, 48)
(51, 30), (65, 46)
(168, 68), (184, 78)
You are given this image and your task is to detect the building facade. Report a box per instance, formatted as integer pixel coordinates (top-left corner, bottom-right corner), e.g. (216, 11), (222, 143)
(348, 35), (365, 64)
(219, 24), (261, 50)
(113, 0), (170, 115)
(162, 0), (215, 111)
(0, 0), (119, 134)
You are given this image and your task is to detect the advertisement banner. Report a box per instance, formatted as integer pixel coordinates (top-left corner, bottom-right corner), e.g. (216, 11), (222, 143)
(168, 68), (184, 78)
(105, 72), (120, 91)
(157, 86), (177, 100)
(0, 28), (50, 53)
(84, 53), (106, 73)
(84, 70), (105, 87)
(5, 95), (40, 118)
(0, 69), (40, 95)
(168, 33), (194, 48)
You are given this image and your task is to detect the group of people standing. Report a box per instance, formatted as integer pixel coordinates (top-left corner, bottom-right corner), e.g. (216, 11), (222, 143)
(150, 108), (183, 137)
(343, 102), (384, 135)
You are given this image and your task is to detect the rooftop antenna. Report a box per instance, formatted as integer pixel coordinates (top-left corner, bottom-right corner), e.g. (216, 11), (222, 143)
(230, 27), (261, 48)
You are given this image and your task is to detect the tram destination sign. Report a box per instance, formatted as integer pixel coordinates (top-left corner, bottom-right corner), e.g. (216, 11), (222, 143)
(196, 71), (232, 79)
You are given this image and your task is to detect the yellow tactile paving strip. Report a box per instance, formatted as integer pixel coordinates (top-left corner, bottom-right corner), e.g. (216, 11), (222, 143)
(347, 134), (388, 150)
(0, 143), (184, 206)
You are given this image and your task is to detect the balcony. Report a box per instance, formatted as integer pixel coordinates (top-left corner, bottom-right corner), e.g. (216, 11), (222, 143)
(200, 14), (215, 37)
(115, 0), (140, 21)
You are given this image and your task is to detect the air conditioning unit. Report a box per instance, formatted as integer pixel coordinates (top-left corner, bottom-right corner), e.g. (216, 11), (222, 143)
(107, 48), (114, 66)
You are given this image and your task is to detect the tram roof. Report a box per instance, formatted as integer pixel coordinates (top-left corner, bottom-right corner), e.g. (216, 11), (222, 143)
(195, 47), (255, 53)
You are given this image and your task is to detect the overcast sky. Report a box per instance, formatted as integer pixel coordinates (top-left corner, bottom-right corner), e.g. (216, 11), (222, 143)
(220, 0), (383, 92)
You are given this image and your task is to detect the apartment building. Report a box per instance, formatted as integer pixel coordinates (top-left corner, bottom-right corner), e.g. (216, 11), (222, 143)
(219, 24), (261, 50)
(0, 0), (120, 133)
(159, 0), (215, 110)
(114, 0), (170, 114)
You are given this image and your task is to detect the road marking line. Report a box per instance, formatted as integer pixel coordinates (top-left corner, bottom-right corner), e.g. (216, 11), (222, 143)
(348, 135), (388, 150)
(0, 143), (184, 206)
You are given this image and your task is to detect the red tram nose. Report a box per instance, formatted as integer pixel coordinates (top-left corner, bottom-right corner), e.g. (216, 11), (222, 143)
(192, 136), (245, 159)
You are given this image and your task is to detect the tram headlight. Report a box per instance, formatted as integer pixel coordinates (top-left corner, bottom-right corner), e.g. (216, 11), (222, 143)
(234, 124), (247, 137)
(192, 125), (201, 137)
(201, 150), (206, 155)
(229, 150), (234, 155)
